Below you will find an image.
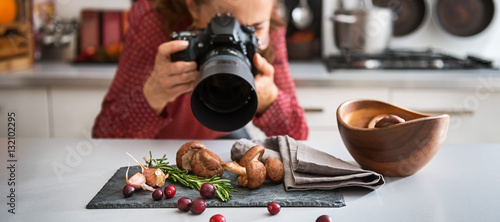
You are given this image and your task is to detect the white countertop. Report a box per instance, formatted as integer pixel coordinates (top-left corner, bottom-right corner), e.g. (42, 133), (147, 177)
(1, 138), (499, 222)
(1, 61), (500, 89)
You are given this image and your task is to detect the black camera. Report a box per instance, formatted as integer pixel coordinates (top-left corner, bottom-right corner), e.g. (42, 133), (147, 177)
(171, 13), (259, 132)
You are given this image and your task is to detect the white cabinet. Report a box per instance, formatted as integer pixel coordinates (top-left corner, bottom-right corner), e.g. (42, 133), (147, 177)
(296, 87), (390, 141)
(391, 89), (500, 143)
(51, 87), (107, 138)
(0, 88), (50, 137)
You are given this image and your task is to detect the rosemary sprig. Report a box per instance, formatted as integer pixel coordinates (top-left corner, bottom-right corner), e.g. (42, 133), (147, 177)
(145, 152), (236, 202)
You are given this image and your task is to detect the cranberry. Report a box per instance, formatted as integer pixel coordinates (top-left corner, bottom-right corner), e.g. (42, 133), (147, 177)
(152, 188), (163, 201)
(316, 215), (333, 222)
(177, 197), (192, 212)
(122, 185), (135, 198)
(164, 185), (176, 198)
(267, 201), (281, 215)
(209, 214), (226, 222)
(200, 183), (216, 199)
(190, 199), (206, 215)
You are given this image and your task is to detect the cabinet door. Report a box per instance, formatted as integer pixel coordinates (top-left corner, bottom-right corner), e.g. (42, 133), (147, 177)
(0, 88), (50, 137)
(51, 87), (107, 138)
(391, 89), (500, 143)
(296, 87), (390, 141)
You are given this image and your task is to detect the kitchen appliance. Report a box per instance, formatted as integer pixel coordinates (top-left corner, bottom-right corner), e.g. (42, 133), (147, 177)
(332, 0), (393, 54)
(38, 18), (78, 61)
(325, 49), (495, 70)
(322, 0), (500, 69)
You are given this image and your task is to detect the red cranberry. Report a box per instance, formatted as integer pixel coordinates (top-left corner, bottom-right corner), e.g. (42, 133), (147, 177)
(152, 188), (163, 200)
(209, 214), (226, 222)
(164, 184), (176, 198)
(190, 199), (206, 215)
(316, 215), (333, 222)
(122, 185), (135, 198)
(177, 197), (192, 212)
(200, 183), (216, 199)
(267, 201), (281, 215)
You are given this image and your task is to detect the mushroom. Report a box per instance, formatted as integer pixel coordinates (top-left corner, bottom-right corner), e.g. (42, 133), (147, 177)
(190, 149), (225, 178)
(374, 114), (406, 128)
(239, 145), (265, 167)
(224, 161), (267, 189)
(367, 114), (405, 128)
(176, 141), (206, 171)
(264, 157), (284, 183)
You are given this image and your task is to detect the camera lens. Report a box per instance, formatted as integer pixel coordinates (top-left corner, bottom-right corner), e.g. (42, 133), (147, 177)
(191, 48), (257, 132)
(198, 74), (252, 113)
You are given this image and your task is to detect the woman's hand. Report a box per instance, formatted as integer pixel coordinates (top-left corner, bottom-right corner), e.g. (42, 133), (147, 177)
(253, 53), (279, 115)
(143, 40), (199, 114)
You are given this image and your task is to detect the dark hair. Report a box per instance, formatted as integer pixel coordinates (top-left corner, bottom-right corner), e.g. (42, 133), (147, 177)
(153, 0), (285, 63)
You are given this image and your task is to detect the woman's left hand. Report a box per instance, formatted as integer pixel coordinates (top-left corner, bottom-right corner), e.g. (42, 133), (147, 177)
(253, 53), (279, 115)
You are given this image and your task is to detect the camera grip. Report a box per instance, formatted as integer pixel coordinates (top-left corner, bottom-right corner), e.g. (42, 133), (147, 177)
(171, 50), (193, 62)
(170, 32), (198, 62)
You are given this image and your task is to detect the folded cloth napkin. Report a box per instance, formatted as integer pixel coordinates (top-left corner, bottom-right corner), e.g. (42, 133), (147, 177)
(231, 136), (385, 191)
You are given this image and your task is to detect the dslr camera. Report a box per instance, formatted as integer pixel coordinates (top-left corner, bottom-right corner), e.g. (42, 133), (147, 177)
(171, 13), (259, 132)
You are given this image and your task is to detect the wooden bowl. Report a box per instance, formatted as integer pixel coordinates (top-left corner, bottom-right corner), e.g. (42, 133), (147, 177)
(336, 99), (450, 177)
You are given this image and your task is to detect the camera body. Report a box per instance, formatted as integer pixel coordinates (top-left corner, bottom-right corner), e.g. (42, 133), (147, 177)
(170, 14), (260, 132)
(171, 14), (258, 68)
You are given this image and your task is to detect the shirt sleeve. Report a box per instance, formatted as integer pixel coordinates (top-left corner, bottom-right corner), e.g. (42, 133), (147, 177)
(252, 28), (309, 140)
(92, 0), (171, 138)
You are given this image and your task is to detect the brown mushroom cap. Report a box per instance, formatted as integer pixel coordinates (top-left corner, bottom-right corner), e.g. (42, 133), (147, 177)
(239, 145), (265, 167)
(245, 161), (266, 189)
(190, 149), (224, 178)
(176, 141), (206, 171)
(264, 157), (284, 183)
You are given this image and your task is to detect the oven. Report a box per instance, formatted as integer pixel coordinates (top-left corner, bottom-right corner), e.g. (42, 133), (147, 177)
(321, 0), (500, 70)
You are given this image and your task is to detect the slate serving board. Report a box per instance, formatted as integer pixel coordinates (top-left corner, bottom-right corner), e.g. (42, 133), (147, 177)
(86, 166), (345, 209)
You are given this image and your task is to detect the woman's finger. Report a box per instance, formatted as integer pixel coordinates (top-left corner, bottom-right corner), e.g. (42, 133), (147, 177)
(253, 53), (274, 77)
(157, 40), (189, 58)
(158, 69), (198, 89)
(169, 60), (198, 75)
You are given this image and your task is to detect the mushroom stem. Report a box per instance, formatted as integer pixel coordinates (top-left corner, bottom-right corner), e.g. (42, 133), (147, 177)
(223, 161), (246, 176)
(223, 161), (266, 189)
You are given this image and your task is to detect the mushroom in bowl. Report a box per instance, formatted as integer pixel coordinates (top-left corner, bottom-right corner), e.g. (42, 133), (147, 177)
(336, 99), (450, 177)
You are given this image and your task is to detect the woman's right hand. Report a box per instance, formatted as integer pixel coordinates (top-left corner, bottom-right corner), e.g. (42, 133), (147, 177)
(143, 40), (199, 114)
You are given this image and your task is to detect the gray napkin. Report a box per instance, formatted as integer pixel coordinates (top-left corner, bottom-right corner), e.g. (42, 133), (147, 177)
(231, 136), (385, 191)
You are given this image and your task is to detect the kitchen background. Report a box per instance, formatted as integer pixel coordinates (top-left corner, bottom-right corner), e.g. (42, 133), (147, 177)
(1, 0), (499, 143)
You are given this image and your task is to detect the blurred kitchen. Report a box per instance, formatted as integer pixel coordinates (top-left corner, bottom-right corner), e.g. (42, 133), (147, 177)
(1, 0), (499, 143)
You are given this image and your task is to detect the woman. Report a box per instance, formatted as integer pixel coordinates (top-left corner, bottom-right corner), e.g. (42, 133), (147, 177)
(92, 0), (308, 140)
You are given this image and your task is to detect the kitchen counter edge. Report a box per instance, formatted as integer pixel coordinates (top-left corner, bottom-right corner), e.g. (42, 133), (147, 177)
(1, 60), (499, 90)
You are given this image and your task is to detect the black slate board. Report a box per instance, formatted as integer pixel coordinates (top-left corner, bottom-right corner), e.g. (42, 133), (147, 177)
(86, 166), (345, 209)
